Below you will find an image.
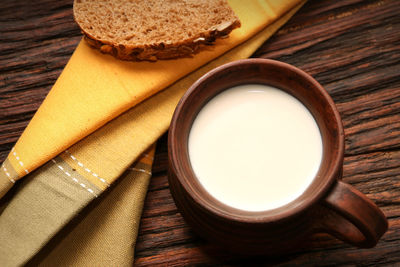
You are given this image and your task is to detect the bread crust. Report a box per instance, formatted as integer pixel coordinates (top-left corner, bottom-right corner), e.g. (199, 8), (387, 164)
(73, 1), (241, 61)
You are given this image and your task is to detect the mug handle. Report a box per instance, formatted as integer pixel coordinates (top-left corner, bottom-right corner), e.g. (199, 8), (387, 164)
(317, 180), (388, 248)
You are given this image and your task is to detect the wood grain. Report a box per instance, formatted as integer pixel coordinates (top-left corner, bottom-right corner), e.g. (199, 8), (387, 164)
(0, 0), (399, 265)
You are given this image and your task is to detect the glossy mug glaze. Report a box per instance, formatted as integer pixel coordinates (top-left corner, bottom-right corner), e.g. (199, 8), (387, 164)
(168, 59), (388, 254)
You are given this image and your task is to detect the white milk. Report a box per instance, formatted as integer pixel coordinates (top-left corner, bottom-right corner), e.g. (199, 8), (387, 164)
(188, 84), (323, 212)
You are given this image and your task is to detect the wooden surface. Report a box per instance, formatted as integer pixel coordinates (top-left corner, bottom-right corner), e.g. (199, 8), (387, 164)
(0, 0), (399, 265)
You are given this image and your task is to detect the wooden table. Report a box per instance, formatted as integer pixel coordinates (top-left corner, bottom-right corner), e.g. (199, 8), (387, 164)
(1, 0), (399, 265)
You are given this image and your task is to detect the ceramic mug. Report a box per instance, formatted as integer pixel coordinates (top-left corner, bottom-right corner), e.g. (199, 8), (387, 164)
(168, 59), (388, 254)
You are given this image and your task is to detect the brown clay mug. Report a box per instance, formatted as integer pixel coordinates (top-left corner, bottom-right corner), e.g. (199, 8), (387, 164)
(168, 58), (388, 254)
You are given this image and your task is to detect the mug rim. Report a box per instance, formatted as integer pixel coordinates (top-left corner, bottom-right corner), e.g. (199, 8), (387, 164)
(168, 58), (344, 223)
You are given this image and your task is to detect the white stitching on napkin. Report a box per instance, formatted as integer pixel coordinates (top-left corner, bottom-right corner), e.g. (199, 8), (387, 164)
(64, 150), (110, 187)
(51, 159), (98, 197)
(1, 164), (15, 183)
(11, 147), (29, 174)
(129, 167), (152, 176)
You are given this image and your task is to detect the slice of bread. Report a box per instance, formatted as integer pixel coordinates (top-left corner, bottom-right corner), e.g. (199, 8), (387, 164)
(73, 0), (241, 61)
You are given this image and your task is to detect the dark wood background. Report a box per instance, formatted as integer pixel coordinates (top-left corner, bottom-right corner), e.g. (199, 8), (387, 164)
(1, 0), (399, 265)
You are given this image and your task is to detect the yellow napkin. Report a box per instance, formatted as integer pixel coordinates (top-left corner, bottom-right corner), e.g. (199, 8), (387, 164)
(0, 0), (305, 265)
(0, 0), (302, 198)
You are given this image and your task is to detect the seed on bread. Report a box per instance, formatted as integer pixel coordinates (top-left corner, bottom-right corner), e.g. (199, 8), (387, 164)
(73, 0), (241, 61)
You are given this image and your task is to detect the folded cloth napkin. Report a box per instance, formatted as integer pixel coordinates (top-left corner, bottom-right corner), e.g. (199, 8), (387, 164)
(2, 146), (155, 267)
(0, 0), (305, 266)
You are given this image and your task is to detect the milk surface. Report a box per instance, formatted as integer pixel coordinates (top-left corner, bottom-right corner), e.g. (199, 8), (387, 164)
(188, 84), (323, 212)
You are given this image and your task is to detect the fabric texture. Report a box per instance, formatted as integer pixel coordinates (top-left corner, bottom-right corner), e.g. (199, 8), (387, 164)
(0, 148), (155, 267)
(28, 151), (154, 267)
(0, 1), (305, 266)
